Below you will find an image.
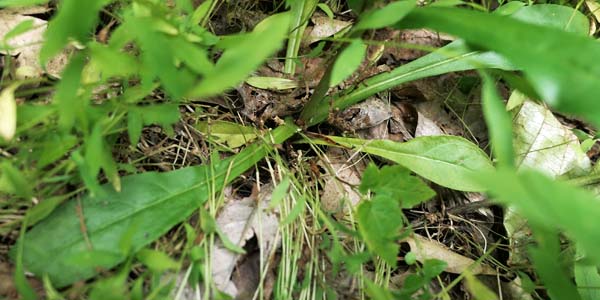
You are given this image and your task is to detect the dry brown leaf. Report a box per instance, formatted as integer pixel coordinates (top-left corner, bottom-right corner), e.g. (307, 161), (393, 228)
(211, 185), (280, 297)
(0, 10), (67, 77)
(303, 15), (351, 46)
(406, 234), (496, 275)
(415, 111), (444, 137)
(330, 97), (392, 131)
(319, 147), (365, 213)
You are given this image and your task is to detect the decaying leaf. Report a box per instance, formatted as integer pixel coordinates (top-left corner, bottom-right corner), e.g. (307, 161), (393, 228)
(330, 97), (392, 131)
(415, 111), (444, 137)
(319, 148), (365, 213)
(303, 14), (352, 46)
(513, 100), (591, 176)
(211, 185), (280, 297)
(406, 234), (496, 275)
(0, 9), (68, 77)
(506, 98), (591, 266)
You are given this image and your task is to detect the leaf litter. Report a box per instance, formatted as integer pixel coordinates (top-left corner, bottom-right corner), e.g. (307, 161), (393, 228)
(3, 1), (600, 299)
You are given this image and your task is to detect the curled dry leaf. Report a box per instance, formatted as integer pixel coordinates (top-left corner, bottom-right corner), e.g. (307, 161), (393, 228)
(406, 234), (496, 275)
(211, 185), (280, 297)
(0, 10), (68, 78)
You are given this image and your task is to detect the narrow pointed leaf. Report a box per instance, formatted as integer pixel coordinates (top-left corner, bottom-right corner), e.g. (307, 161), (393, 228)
(316, 135), (493, 191)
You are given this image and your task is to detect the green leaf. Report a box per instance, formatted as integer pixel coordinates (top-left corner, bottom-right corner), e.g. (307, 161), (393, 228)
(136, 249), (179, 273)
(529, 227), (581, 300)
(463, 270), (498, 300)
(575, 244), (600, 300)
(269, 176), (290, 209)
(300, 4), (587, 126)
(422, 259), (447, 279)
(354, 0), (415, 30)
(481, 73), (514, 168)
(357, 194), (402, 265)
(359, 164), (435, 209)
(398, 6), (600, 127)
(477, 169), (600, 265)
(196, 120), (258, 148)
(321, 135), (494, 191)
(190, 12), (291, 97)
(16, 122), (299, 287)
(0, 161), (32, 200)
(246, 76), (298, 90)
(329, 39), (367, 87)
(0, 0), (48, 6)
(40, 0), (109, 64)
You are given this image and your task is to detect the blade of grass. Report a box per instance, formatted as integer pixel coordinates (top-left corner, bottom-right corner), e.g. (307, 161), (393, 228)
(284, 0), (318, 74)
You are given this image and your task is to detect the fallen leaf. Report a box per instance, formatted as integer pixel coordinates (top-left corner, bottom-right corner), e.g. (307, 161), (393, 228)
(415, 111), (444, 137)
(303, 15), (351, 45)
(330, 97), (392, 131)
(513, 100), (591, 177)
(406, 234), (496, 275)
(211, 185), (280, 297)
(0, 10), (67, 77)
(506, 98), (591, 266)
(0, 84), (18, 141)
(319, 147), (365, 213)
(587, 0), (600, 29)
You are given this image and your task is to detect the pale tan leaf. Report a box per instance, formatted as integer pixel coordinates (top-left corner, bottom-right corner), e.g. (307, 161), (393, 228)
(406, 234), (496, 275)
(0, 10), (67, 77)
(211, 185), (280, 297)
(0, 84), (18, 141)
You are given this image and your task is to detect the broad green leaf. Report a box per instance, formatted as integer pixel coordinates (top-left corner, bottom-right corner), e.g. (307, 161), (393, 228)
(320, 135), (493, 191)
(16, 122), (299, 287)
(0, 83), (18, 141)
(0, 161), (32, 200)
(196, 120), (258, 148)
(463, 270), (498, 300)
(359, 164), (435, 209)
(130, 103), (179, 141)
(529, 227), (581, 300)
(329, 39), (367, 87)
(40, 0), (109, 64)
(269, 176), (291, 209)
(511, 4), (589, 34)
(481, 73), (514, 168)
(477, 169), (600, 265)
(190, 12), (291, 97)
(246, 76), (298, 90)
(300, 4), (587, 126)
(422, 259), (447, 279)
(53, 53), (86, 131)
(575, 245), (600, 300)
(0, 0), (48, 6)
(357, 194), (402, 265)
(354, 0), (415, 30)
(398, 7), (600, 127)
